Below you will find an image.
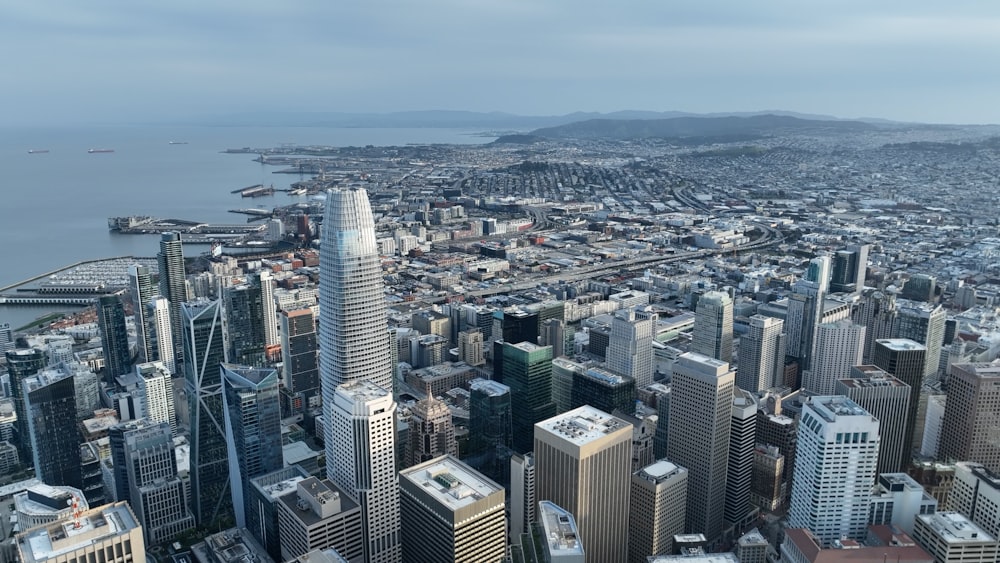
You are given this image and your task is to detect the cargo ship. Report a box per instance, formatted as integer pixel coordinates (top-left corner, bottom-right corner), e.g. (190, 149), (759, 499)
(88, 148), (115, 153)
(27, 149), (50, 154)
(168, 141), (188, 145)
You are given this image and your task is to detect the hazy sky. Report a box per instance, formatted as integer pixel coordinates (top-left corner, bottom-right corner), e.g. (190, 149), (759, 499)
(4, 1), (999, 125)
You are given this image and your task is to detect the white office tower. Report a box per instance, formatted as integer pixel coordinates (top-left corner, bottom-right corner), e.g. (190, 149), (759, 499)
(134, 361), (177, 436)
(692, 292), (734, 363)
(951, 462), (1000, 541)
(510, 452), (536, 543)
(788, 396), (880, 546)
(128, 264), (156, 364)
(868, 473), (938, 535)
(328, 380), (401, 563)
(319, 188), (393, 393)
(399, 455), (506, 563)
(535, 406), (632, 563)
(606, 309), (656, 389)
(737, 315), (786, 393)
(725, 389), (757, 528)
(258, 269), (279, 348)
(801, 320), (865, 395)
(148, 297), (175, 374)
(628, 460), (688, 563)
(666, 352), (735, 542)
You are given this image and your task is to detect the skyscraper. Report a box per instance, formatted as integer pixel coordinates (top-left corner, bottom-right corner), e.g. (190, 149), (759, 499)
(328, 380), (401, 563)
(667, 352), (735, 541)
(222, 281), (267, 367)
(399, 455), (507, 563)
(725, 389), (756, 528)
(737, 315), (786, 393)
(281, 308), (320, 400)
(873, 338), (927, 459)
(5, 348), (45, 460)
(606, 308), (656, 389)
(222, 364), (283, 529)
(147, 296), (175, 374)
(901, 273), (937, 303)
(127, 361), (177, 436)
(23, 370), (82, 490)
(182, 299), (231, 526)
(895, 300), (946, 382)
(405, 390), (457, 468)
(467, 378), (512, 483)
(853, 288), (899, 365)
(828, 244), (870, 294)
(801, 319), (865, 395)
(108, 419), (194, 545)
(535, 405), (632, 563)
(628, 460), (688, 563)
(692, 291), (733, 363)
(510, 452), (536, 543)
(503, 341), (556, 453)
(571, 367), (636, 416)
(128, 264), (156, 364)
(97, 295), (132, 384)
(835, 365), (911, 474)
(940, 362), (1000, 472)
(257, 269), (279, 349)
(158, 232), (187, 362)
(319, 188), (393, 394)
(788, 396), (880, 546)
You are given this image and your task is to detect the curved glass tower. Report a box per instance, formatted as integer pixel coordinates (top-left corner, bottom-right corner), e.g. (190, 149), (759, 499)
(319, 188), (392, 394)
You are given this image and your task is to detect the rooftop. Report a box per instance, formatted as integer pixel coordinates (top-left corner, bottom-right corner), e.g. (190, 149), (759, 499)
(535, 405), (630, 446)
(537, 500), (585, 556)
(19, 503), (140, 563)
(400, 455), (503, 512)
(918, 512), (995, 544)
(808, 395), (872, 423)
(876, 338), (927, 352)
(637, 460), (686, 483)
(469, 378), (510, 397)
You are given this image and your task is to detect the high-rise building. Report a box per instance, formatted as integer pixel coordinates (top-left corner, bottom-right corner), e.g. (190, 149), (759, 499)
(510, 452), (536, 543)
(467, 379), (512, 484)
(319, 187), (393, 394)
(873, 338), (927, 460)
(13, 484), (89, 532)
(399, 455), (507, 563)
(951, 462), (1000, 541)
(912, 512), (999, 563)
(16, 502), (146, 563)
(181, 299), (231, 526)
(6, 348), (45, 460)
(895, 300), (946, 382)
(835, 365), (911, 473)
(276, 477), (364, 562)
(405, 390), (457, 468)
(606, 309), (656, 389)
(552, 357), (585, 415)
(503, 341), (556, 453)
(97, 295), (132, 385)
(147, 297), (175, 374)
(901, 274), (937, 303)
(737, 315), (786, 393)
(281, 308), (320, 400)
(829, 244), (870, 294)
(457, 329), (485, 367)
(23, 370), (82, 490)
(853, 288), (899, 364)
(0, 322), (13, 355)
(571, 367), (635, 416)
(940, 362), (1000, 472)
(535, 405), (632, 563)
(801, 319), (865, 395)
(788, 396), (880, 546)
(509, 501), (585, 563)
(158, 232), (187, 362)
(108, 419), (194, 545)
(222, 282), (267, 367)
(726, 389), (756, 528)
(133, 361), (176, 436)
(129, 264), (156, 364)
(628, 460), (688, 563)
(222, 365), (283, 529)
(246, 465), (311, 560)
(666, 352), (735, 541)
(258, 269), (279, 349)
(328, 380), (401, 563)
(868, 473), (937, 535)
(691, 291), (733, 363)
(750, 445), (785, 512)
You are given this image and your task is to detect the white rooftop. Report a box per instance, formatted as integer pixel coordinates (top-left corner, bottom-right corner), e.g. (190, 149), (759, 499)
(535, 405), (630, 446)
(261, 476), (308, 500)
(640, 460), (683, 481)
(876, 338), (927, 351)
(537, 501), (584, 556)
(400, 455), (503, 512)
(20, 503), (139, 563)
(919, 512), (996, 544)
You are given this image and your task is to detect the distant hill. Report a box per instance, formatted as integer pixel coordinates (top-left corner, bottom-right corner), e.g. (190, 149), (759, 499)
(528, 114), (881, 140)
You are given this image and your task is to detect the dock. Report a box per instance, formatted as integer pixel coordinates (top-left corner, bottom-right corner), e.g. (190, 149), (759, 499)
(231, 184), (275, 197)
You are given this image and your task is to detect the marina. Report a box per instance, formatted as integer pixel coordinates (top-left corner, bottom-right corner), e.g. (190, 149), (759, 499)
(0, 257), (157, 306)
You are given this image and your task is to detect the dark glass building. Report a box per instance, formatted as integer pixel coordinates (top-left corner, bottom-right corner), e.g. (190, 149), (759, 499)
(24, 371), (82, 490)
(5, 348), (46, 460)
(502, 341), (556, 453)
(223, 281), (267, 367)
(571, 366), (636, 415)
(467, 378), (512, 484)
(98, 295), (132, 385)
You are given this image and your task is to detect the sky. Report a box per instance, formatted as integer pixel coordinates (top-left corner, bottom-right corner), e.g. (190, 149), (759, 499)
(3, 1), (999, 125)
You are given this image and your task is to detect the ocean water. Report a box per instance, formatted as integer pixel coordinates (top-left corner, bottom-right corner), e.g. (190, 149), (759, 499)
(0, 125), (492, 329)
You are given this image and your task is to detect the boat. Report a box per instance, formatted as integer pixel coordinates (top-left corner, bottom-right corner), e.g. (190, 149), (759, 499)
(88, 148), (114, 153)
(168, 141), (188, 145)
(28, 149), (50, 154)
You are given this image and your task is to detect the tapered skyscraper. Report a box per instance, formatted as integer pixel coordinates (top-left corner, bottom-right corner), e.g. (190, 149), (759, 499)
(158, 232), (187, 361)
(319, 188), (392, 394)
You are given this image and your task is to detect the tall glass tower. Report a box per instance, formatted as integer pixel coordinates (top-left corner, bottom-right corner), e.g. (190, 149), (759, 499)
(128, 264), (156, 364)
(158, 232), (187, 362)
(319, 187), (392, 393)
(97, 295), (132, 385)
